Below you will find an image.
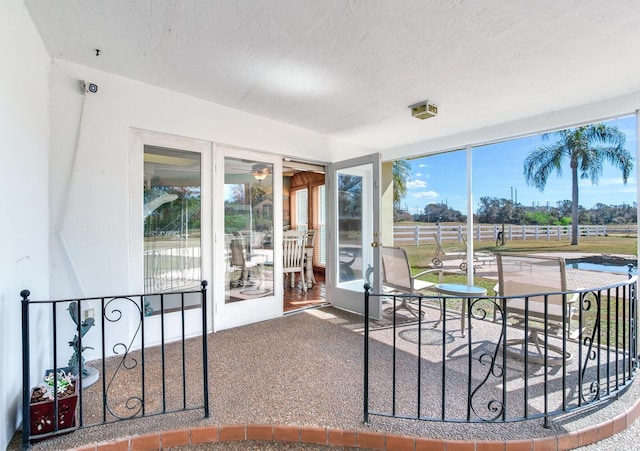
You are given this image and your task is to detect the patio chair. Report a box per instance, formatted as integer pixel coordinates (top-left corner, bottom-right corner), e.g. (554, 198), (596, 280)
(229, 237), (259, 288)
(496, 253), (580, 365)
(462, 237), (496, 268)
(283, 230), (308, 292)
(381, 246), (443, 317)
(431, 233), (467, 271)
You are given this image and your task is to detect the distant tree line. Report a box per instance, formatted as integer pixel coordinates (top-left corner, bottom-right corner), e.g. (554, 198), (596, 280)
(402, 197), (637, 226)
(411, 202), (467, 223)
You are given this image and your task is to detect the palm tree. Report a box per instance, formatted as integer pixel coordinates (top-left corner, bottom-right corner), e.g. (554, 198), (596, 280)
(392, 160), (411, 210)
(523, 124), (633, 245)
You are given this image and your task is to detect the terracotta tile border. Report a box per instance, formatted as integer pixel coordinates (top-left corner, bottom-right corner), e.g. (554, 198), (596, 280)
(190, 425), (218, 444)
(129, 432), (160, 450)
(161, 429), (190, 448)
(87, 396), (640, 451)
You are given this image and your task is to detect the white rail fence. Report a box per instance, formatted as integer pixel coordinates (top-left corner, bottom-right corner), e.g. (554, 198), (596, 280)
(393, 224), (627, 246)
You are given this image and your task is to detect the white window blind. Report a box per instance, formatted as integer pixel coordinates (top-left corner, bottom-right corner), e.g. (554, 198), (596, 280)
(314, 185), (326, 265)
(295, 188), (308, 230)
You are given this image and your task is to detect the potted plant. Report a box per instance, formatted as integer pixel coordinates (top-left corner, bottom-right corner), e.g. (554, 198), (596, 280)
(29, 368), (77, 438)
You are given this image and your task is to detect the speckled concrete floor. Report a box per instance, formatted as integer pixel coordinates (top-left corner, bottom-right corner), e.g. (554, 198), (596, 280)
(11, 300), (640, 451)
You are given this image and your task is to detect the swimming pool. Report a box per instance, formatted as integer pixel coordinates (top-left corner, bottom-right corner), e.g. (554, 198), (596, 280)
(566, 256), (637, 275)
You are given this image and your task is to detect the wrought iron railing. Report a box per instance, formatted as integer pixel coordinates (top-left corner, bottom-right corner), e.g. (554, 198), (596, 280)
(363, 275), (638, 426)
(21, 281), (209, 449)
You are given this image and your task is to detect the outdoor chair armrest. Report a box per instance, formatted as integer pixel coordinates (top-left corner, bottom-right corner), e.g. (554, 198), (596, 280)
(414, 268), (444, 282)
(491, 283), (500, 322)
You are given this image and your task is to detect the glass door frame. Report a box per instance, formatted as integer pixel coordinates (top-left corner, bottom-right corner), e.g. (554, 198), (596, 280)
(327, 153), (382, 318)
(213, 145), (283, 331)
(130, 129), (213, 339)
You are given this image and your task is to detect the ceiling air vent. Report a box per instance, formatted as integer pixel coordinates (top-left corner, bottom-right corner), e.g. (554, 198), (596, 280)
(409, 101), (438, 120)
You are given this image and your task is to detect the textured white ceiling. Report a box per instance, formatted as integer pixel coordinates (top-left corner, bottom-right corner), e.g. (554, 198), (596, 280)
(23, 0), (640, 151)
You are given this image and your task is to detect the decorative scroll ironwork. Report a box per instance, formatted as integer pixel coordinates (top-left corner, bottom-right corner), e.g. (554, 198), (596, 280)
(362, 276), (638, 425)
(21, 283), (209, 449)
(580, 290), (602, 404)
(103, 296), (143, 420)
(469, 297), (505, 422)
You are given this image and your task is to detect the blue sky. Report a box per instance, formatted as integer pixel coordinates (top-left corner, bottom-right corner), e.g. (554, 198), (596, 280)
(403, 115), (638, 215)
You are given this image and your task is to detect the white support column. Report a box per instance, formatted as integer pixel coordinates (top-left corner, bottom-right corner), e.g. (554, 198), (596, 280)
(466, 146), (474, 285)
(636, 110), (640, 270)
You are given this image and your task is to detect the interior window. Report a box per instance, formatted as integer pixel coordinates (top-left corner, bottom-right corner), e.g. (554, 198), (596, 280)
(294, 188), (308, 230)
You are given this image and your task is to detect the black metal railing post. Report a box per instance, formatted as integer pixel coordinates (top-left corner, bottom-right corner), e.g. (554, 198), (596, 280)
(181, 293), (186, 409)
(21, 289), (31, 450)
(160, 293), (166, 413)
(76, 299), (84, 427)
(51, 301), (59, 434)
(466, 296), (472, 422)
(363, 283), (370, 424)
(201, 281), (210, 418)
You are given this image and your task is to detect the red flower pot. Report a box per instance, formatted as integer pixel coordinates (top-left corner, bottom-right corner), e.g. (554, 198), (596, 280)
(29, 384), (77, 440)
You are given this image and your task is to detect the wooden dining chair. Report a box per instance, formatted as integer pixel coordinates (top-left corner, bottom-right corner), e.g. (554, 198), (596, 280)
(283, 230), (308, 292)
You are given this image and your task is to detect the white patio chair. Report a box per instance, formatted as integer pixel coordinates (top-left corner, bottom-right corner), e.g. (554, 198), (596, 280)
(496, 253), (580, 365)
(381, 246), (443, 317)
(431, 233), (467, 271)
(283, 230), (308, 292)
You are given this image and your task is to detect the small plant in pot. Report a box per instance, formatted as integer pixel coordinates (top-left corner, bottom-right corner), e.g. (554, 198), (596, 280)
(29, 369), (78, 438)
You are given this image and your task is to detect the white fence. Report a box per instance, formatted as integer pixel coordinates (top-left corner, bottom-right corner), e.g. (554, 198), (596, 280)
(393, 224), (619, 246)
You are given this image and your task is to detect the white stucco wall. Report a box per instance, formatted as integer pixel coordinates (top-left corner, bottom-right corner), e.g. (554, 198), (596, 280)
(46, 60), (374, 364)
(48, 60), (370, 301)
(0, 1), (51, 448)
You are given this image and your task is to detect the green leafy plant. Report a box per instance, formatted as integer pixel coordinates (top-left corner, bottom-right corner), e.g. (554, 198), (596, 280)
(31, 369), (76, 403)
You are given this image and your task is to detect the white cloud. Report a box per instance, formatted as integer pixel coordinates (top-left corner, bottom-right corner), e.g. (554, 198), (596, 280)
(407, 179), (427, 189)
(418, 164), (427, 168)
(593, 177), (636, 187)
(414, 191), (439, 199)
(415, 172), (423, 177)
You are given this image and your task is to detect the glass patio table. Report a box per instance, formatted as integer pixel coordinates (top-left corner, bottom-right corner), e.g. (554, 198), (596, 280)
(434, 283), (487, 337)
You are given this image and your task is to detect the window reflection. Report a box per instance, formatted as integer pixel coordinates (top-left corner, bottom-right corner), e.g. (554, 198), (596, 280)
(224, 157), (274, 303)
(337, 171), (363, 283)
(143, 146), (202, 312)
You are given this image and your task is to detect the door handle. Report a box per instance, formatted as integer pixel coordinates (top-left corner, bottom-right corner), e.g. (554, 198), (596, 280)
(371, 241), (379, 248)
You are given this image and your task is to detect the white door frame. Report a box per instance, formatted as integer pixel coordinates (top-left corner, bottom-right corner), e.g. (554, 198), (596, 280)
(327, 153), (382, 318)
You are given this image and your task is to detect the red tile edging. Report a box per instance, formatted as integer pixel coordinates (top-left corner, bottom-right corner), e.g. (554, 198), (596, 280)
(91, 395), (640, 451)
